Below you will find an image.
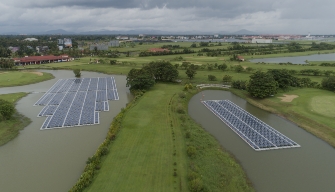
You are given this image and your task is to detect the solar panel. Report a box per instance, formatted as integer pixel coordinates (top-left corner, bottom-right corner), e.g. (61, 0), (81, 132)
(202, 100), (300, 151)
(36, 77), (120, 130)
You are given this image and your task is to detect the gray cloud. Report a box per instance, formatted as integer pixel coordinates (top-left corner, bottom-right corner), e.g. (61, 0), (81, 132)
(0, 0), (335, 34)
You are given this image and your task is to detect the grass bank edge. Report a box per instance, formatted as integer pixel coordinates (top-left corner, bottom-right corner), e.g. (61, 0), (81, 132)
(0, 71), (55, 88)
(69, 94), (139, 192)
(181, 87), (255, 191)
(0, 92), (31, 146)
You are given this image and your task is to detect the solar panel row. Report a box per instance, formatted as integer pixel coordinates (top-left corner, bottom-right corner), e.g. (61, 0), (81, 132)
(36, 77), (119, 130)
(202, 100), (300, 151)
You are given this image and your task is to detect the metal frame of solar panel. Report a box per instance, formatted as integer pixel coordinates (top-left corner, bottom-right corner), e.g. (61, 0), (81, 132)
(202, 100), (300, 151)
(35, 77), (119, 130)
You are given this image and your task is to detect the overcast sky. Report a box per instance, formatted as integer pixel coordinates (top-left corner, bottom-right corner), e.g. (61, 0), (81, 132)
(1, 0), (334, 34)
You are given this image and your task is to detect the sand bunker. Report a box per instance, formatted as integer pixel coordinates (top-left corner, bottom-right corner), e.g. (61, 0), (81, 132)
(0, 72), (9, 74)
(278, 94), (299, 102)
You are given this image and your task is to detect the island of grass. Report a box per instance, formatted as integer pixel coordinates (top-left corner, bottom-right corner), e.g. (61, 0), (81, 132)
(0, 92), (31, 146)
(0, 70), (54, 87)
(77, 84), (254, 192)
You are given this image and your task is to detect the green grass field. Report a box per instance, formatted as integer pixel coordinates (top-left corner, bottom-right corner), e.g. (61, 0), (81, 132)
(0, 92), (31, 146)
(0, 71), (54, 87)
(85, 84), (253, 192)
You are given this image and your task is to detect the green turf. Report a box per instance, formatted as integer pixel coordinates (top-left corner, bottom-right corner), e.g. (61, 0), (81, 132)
(85, 84), (253, 192)
(310, 96), (335, 117)
(0, 71), (54, 87)
(0, 92), (31, 146)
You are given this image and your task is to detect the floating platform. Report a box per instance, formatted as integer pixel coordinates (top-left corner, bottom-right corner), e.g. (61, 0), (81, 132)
(202, 100), (300, 151)
(34, 77), (119, 130)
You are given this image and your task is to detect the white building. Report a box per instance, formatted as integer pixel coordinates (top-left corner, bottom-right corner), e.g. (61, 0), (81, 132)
(24, 38), (38, 41)
(251, 38), (273, 44)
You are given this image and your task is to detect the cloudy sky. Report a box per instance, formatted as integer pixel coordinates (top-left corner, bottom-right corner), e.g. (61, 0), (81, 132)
(1, 0), (334, 34)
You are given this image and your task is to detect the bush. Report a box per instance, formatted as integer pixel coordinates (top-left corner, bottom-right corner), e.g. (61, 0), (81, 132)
(73, 69), (81, 78)
(0, 99), (15, 121)
(189, 178), (204, 192)
(176, 104), (185, 114)
(178, 92), (186, 99)
(208, 75), (217, 81)
(187, 146), (197, 158)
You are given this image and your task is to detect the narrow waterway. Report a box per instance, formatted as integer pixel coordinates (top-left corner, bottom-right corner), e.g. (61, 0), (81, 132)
(0, 70), (132, 192)
(189, 90), (335, 192)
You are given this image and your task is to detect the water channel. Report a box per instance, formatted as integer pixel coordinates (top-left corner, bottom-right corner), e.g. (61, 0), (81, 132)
(0, 70), (132, 192)
(250, 53), (335, 64)
(189, 90), (335, 192)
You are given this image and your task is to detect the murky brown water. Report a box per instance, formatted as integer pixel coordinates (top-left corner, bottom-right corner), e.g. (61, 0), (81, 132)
(189, 90), (335, 192)
(0, 70), (132, 192)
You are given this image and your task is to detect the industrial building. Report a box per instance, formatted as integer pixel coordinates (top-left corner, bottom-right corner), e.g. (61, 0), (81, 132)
(109, 40), (119, 47)
(251, 38), (273, 44)
(89, 44), (109, 51)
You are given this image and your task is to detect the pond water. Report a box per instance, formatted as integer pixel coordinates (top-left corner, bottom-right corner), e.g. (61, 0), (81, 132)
(0, 70), (132, 192)
(189, 90), (335, 192)
(250, 53), (335, 64)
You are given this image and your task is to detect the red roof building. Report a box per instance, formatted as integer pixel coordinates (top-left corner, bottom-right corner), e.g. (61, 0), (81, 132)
(13, 55), (73, 65)
(237, 55), (245, 61)
(148, 48), (169, 52)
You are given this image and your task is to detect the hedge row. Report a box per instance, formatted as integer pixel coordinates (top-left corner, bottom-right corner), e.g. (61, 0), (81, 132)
(69, 101), (135, 192)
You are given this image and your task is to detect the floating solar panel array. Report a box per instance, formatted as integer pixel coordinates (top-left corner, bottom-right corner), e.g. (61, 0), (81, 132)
(202, 100), (300, 151)
(34, 77), (119, 130)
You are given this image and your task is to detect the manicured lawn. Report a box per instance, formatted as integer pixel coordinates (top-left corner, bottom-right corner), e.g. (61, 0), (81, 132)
(86, 84), (188, 192)
(0, 92), (31, 146)
(0, 71), (54, 87)
(85, 84), (253, 192)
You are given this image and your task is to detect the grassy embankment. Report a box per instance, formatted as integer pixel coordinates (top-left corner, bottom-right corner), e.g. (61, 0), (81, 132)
(231, 88), (335, 148)
(84, 84), (253, 192)
(0, 71), (54, 87)
(0, 92), (31, 146)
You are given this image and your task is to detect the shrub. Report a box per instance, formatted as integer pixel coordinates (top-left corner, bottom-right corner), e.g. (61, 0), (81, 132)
(176, 104), (185, 114)
(187, 146), (197, 158)
(73, 69), (81, 78)
(189, 178), (204, 192)
(208, 75), (217, 81)
(0, 99), (15, 121)
(178, 92), (186, 99)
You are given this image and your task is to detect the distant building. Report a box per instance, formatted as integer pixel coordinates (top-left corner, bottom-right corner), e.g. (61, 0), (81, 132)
(237, 55), (245, 61)
(109, 40), (119, 47)
(13, 55), (73, 65)
(149, 48), (169, 52)
(251, 38), (272, 44)
(36, 46), (49, 53)
(58, 38), (72, 49)
(24, 38), (38, 41)
(8, 46), (20, 53)
(90, 44), (109, 51)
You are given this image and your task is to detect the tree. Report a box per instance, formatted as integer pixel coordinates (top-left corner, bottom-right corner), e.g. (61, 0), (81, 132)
(190, 43), (197, 48)
(321, 76), (335, 91)
(222, 75), (233, 85)
(181, 62), (190, 69)
(174, 64), (179, 69)
(186, 67), (197, 79)
(126, 68), (155, 90)
(0, 99), (15, 121)
(218, 63), (227, 71)
(143, 61), (179, 82)
(73, 69), (81, 78)
(247, 71), (279, 98)
(234, 65), (244, 73)
(208, 75), (217, 81)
